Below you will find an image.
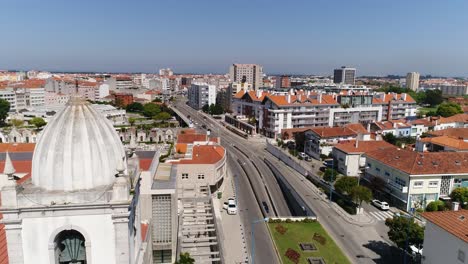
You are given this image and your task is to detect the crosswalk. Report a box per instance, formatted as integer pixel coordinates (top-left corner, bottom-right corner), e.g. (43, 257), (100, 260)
(368, 210), (394, 221)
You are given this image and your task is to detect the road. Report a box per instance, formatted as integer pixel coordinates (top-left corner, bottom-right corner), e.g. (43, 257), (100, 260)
(173, 99), (400, 264)
(173, 100), (289, 263)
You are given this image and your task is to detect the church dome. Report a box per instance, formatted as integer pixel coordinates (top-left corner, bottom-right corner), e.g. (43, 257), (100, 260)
(32, 98), (126, 191)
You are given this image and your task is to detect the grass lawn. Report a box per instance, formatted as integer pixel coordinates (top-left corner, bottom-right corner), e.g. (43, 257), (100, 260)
(268, 222), (350, 264)
(417, 107), (437, 115)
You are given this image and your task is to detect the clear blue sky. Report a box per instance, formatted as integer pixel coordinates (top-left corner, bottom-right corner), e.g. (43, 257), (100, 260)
(1, 0), (468, 76)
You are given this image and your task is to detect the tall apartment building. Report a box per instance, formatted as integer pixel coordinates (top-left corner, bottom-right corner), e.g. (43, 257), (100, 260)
(187, 83), (216, 110)
(439, 84), (468, 96)
(333, 66), (356, 85)
(406, 72), (420, 91)
(232, 89), (417, 138)
(229, 64), (263, 89)
(159, 68), (174, 76)
(275, 75), (291, 89)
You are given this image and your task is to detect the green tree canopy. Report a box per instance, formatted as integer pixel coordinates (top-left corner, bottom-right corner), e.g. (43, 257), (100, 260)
(382, 133), (397, 145)
(175, 252), (195, 264)
(202, 104), (209, 113)
(425, 200), (446, 212)
(450, 187), (468, 209)
(436, 102), (463, 117)
(323, 168), (337, 182)
(153, 112), (172, 122)
(0, 99), (10, 125)
(210, 103), (224, 115)
(424, 89), (443, 106)
(29, 117), (47, 129)
(128, 117), (136, 126)
(126, 102), (144, 112)
(143, 103), (161, 117)
(350, 185), (372, 206)
(334, 176), (358, 195)
(385, 216), (424, 250)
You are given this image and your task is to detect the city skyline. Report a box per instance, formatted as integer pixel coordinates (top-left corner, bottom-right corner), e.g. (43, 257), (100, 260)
(1, 0), (468, 76)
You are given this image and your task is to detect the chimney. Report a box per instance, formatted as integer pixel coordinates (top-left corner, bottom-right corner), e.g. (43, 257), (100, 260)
(256, 89), (262, 98)
(290, 88), (294, 95)
(402, 93), (407, 101)
(318, 93), (322, 103)
(355, 140), (359, 148)
(298, 94), (302, 102)
(393, 122), (397, 128)
(367, 123), (371, 133)
(452, 201), (459, 211)
(287, 94), (291, 104)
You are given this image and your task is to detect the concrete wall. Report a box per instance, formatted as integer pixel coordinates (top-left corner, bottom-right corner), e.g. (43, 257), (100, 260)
(21, 214), (116, 264)
(423, 221), (467, 264)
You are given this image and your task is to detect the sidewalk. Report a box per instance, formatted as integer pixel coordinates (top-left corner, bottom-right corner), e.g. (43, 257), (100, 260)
(213, 169), (249, 263)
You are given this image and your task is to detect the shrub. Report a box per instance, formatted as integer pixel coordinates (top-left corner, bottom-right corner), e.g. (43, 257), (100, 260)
(426, 200), (446, 212)
(275, 224), (288, 235)
(285, 218), (292, 223)
(285, 248), (300, 264)
(313, 233), (327, 245)
(302, 218), (316, 223)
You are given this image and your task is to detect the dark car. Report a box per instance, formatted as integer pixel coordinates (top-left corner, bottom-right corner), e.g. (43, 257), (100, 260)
(262, 201), (270, 214)
(202, 124), (207, 129)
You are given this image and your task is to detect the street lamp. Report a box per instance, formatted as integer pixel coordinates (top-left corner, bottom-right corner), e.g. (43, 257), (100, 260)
(251, 218), (269, 264)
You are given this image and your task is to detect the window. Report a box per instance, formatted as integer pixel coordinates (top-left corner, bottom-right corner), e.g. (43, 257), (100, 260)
(395, 177), (406, 187)
(198, 174), (205, 180)
(376, 167), (381, 172)
(413, 181), (423, 188)
(385, 171), (390, 177)
(182, 173), (188, 179)
(428, 181), (438, 188)
(458, 250), (465, 263)
(367, 163), (371, 168)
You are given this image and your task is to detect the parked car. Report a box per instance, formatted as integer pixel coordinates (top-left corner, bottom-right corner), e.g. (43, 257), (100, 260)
(299, 152), (308, 159)
(227, 198), (237, 215)
(262, 201), (269, 214)
(223, 202), (228, 210)
(323, 159), (334, 168)
(372, 199), (390, 210)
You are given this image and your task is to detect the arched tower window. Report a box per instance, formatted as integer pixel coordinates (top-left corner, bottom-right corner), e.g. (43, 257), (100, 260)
(54, 230), (87, 264)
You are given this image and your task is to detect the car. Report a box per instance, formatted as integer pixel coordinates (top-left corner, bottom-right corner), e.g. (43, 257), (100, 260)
(262, 201), (269, 214)
(323, 159), (334, 168)
(201, 124), (207, 129)
(223, 202), (228, 210)
(227, 198), (237, 215)
(372, 199), (390, 210)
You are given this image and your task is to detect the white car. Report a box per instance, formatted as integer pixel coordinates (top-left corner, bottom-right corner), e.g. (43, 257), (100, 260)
(372, 199), (390, 210)
(227, 198), (237, 215)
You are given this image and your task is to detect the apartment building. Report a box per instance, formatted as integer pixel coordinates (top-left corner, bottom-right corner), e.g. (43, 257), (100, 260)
(439, 84), (468, 96)
(232, 89), (417, 138)
(364, 149), (468, 212)
(333, 66), (356, 85)
(415, 128), (468, 152)
(187, 83), (216, 110)
(406, 72), (420, 91)
(229, 64), (263, 89)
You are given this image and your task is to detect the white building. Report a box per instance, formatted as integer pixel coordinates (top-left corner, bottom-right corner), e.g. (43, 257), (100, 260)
(187, 83), (216, 110)
(0, 98), (148, 264)
(421, 209), (468, 264)
(406, 72), (420, 91)
(229, 64), (263, 89)
(364, 148), (468, 212)
(439, 84), (468, 96)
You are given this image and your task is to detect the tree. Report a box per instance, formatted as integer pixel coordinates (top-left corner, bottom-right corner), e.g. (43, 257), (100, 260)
(202, 104), (209, 113)
(450, 187), (468, 209)
(334, 176), (358, 195)
(128, 117), (136, 126)
(152, 97), (162, 103)
(29, 117), (47, 129)
(382, 133), (397, 145)
(385, 216), (424, 250)
(142, 103), (161, 117)
(293, 132), (305, 152)
(323, 168), (337, 182)
(153, 112), (172, 122)
(211, 103), (224, 115)
(209, 104), (216, 115)
(126, 102), (144, 113)
(10, 118), (24, 128)
(350, 186), (372, 206)
(424, 89), (443, 106)
(175, 252), (195, 264)
(0, 99), (10, 125)
(425, 200), (446, 212)
(436, 102), (463, 117)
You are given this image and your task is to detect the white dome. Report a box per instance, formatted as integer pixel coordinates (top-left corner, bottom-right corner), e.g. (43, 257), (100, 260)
(32, 98), (125, 191)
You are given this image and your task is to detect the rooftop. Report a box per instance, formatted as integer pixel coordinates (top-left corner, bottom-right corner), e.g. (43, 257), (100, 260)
(428, 128), (468, 139)
(419, 135), (468, 151)
(334, 140), (396, 154)
(172, 145), (225, 165)
(421, 209), (468, 243)
(365, 148), (468, 175)
(307, 123), (368, 138)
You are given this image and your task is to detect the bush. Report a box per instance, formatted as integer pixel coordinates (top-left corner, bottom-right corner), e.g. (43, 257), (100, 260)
(285, 248), (300, 264)
(313, 233), (327, 245)
(285, 218), (292, 223)
(302, 218), (316, 223)
(426, 200), (447, 212)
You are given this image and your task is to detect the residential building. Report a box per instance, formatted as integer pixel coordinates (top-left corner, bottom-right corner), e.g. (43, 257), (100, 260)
(114, 93), (134, 107)
(115, 76), (134, 89)
(433, 113), (468, 131)
(439, 84), (468, 96)
(159, 68), (174, 76)
(44, 92), (70, 106)
(421, 209), (468, 264)
(230, 82), (252, 95)
(364, 149), (468, 211)
(333, 66), (356, 85)
(187, 83), (216, 110)
(232, 89), (417, 138)
(406, 72), (420, 91)
(216, 87), (231, 112)
(304, 123), (370, 159)
(370, 120), (412, 138)
(229, 64), (263, 89)
(275, 75), (291, 89)
(415, 128), (468, 152)
(332, 140), (396, 177)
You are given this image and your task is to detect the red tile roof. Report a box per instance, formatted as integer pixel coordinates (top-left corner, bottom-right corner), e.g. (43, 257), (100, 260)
(334, 140), (396, 154)
(421, 209), (468, 243)
(307, 123), (368, 138)
(438, 113), (468, 124)
(139, 159), (152, 171)
(172, 145), (225, 164)
(419, 136), (468, 151)
(428, 128), (468, 139)
(366, 148), (468, 175)
(0, 143), (35, 153)
(177, 133), (207, 144)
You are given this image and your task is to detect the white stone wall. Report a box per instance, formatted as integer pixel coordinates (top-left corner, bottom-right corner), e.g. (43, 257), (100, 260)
(21, 214), (116, 264)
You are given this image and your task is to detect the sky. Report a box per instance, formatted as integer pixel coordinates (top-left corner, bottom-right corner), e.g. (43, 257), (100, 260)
(1, 0), (468, 76)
